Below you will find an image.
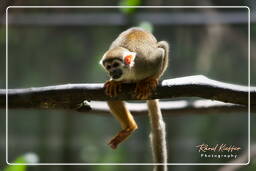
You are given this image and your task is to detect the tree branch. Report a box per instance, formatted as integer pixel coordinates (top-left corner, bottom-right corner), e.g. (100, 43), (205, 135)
(85, 100), (254, 116)
(0, 75), (255, 112)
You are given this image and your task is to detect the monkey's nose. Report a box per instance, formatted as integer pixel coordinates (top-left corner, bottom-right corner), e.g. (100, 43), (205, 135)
(110, 69), (122, 80)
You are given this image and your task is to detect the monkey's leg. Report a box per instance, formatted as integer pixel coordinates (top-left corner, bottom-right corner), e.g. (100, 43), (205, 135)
(107, 101), (138, 149)
(104, 80), (122, 97)
(135, 77), (158, 99)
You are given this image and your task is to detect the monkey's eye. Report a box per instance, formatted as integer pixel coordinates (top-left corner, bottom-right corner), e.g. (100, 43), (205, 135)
(112, 62), (119, 68)
(106, 65), (111, 70)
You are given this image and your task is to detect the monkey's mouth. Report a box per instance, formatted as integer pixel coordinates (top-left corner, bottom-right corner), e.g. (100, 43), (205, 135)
(110, 69), (123, 80)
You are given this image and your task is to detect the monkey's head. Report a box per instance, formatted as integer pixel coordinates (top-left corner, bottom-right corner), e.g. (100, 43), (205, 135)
(100, 47), (136, 81)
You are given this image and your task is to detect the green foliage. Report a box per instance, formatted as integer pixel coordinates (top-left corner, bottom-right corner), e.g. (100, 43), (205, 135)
(244, 159), (256, 171)
(4, 153), (39, 171)
(4, 157), (27, 171)
(119, 0), (141, 14)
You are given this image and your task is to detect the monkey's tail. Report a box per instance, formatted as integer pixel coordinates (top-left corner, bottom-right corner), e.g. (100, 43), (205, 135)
(157, 41), (169, 77)
(147, 99), (167, 171)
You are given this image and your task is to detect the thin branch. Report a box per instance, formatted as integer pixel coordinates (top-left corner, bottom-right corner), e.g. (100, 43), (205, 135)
(88, 100), (253, 116)
(0, 99), (251, 115)
(0, 75), (255, 112)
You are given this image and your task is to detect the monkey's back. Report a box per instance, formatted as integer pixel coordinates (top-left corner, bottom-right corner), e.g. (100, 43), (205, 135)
(110, 28), (164, 81)
(110, 27), (158, 57)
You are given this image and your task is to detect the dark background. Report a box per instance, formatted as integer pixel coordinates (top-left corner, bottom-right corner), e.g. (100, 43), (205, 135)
(0, 0), (255, 171)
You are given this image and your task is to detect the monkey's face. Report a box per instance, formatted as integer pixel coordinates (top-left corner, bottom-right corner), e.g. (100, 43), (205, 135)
(100, 48), (136, 81)
(103, 59), (125, 81)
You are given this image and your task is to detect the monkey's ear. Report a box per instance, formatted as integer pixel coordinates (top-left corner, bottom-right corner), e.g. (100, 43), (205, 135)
(123, 52), (136, 67)
(99, 53), (107, 67)
(99, 59), (104, 67)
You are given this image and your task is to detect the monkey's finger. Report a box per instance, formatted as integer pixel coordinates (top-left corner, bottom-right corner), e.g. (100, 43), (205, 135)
(108, 140), (118, 149)
(109, 143), (117, 149)
(136, 86), (142, 96)
(103, 83), (108, 89)
(144, 92), (150, 100)
(140, 92), (145, 100)
(104, 81), (111, 88)
(109, 85), (114, 97)
(135, 83), (140, 94)
(118, 84), (122, 93)
(108, 137), (120, 149)
(113, 85), (117, 97)
(142, 86), (150, 99)
(142, 91), (148, 100)
(139, 86), (145, 99)
(137, 92), (143, 100)
(134, 87), (137, 94)
(115, 84), (119, 96)
(106, 84), (113, 97)
(105, 84), (111, 96)
(104, 85), (109, 95)
(136, 94), (139, 99)
(135, 89), (140, 99)
(136, 89), (143, 99)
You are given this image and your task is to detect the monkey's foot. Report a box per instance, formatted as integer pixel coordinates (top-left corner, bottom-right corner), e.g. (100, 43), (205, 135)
(135, 78), (158, 100)
(104, 80), (122, 97)
(108, 128), (134, 149)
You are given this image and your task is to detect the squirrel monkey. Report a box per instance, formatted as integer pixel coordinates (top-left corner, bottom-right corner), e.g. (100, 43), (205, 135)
(100, 27), (169, 150)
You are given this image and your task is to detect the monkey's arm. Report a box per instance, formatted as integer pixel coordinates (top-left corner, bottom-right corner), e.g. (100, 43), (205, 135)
(134, 77), (158, 99)
(107, 100), (138, 149)
(104, 81), (138, 149)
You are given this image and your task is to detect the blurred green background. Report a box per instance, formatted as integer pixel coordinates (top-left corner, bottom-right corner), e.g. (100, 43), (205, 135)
(0, 0), (256, 171)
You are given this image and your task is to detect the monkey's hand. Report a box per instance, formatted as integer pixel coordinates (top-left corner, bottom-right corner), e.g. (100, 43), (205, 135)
(104, 80), (122, 97)
(135, 77), (158, 100)
(108, 127), (135, 149)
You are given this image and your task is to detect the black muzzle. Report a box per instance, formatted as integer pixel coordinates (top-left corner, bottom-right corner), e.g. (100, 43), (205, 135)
(110, 69), (123, 80)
